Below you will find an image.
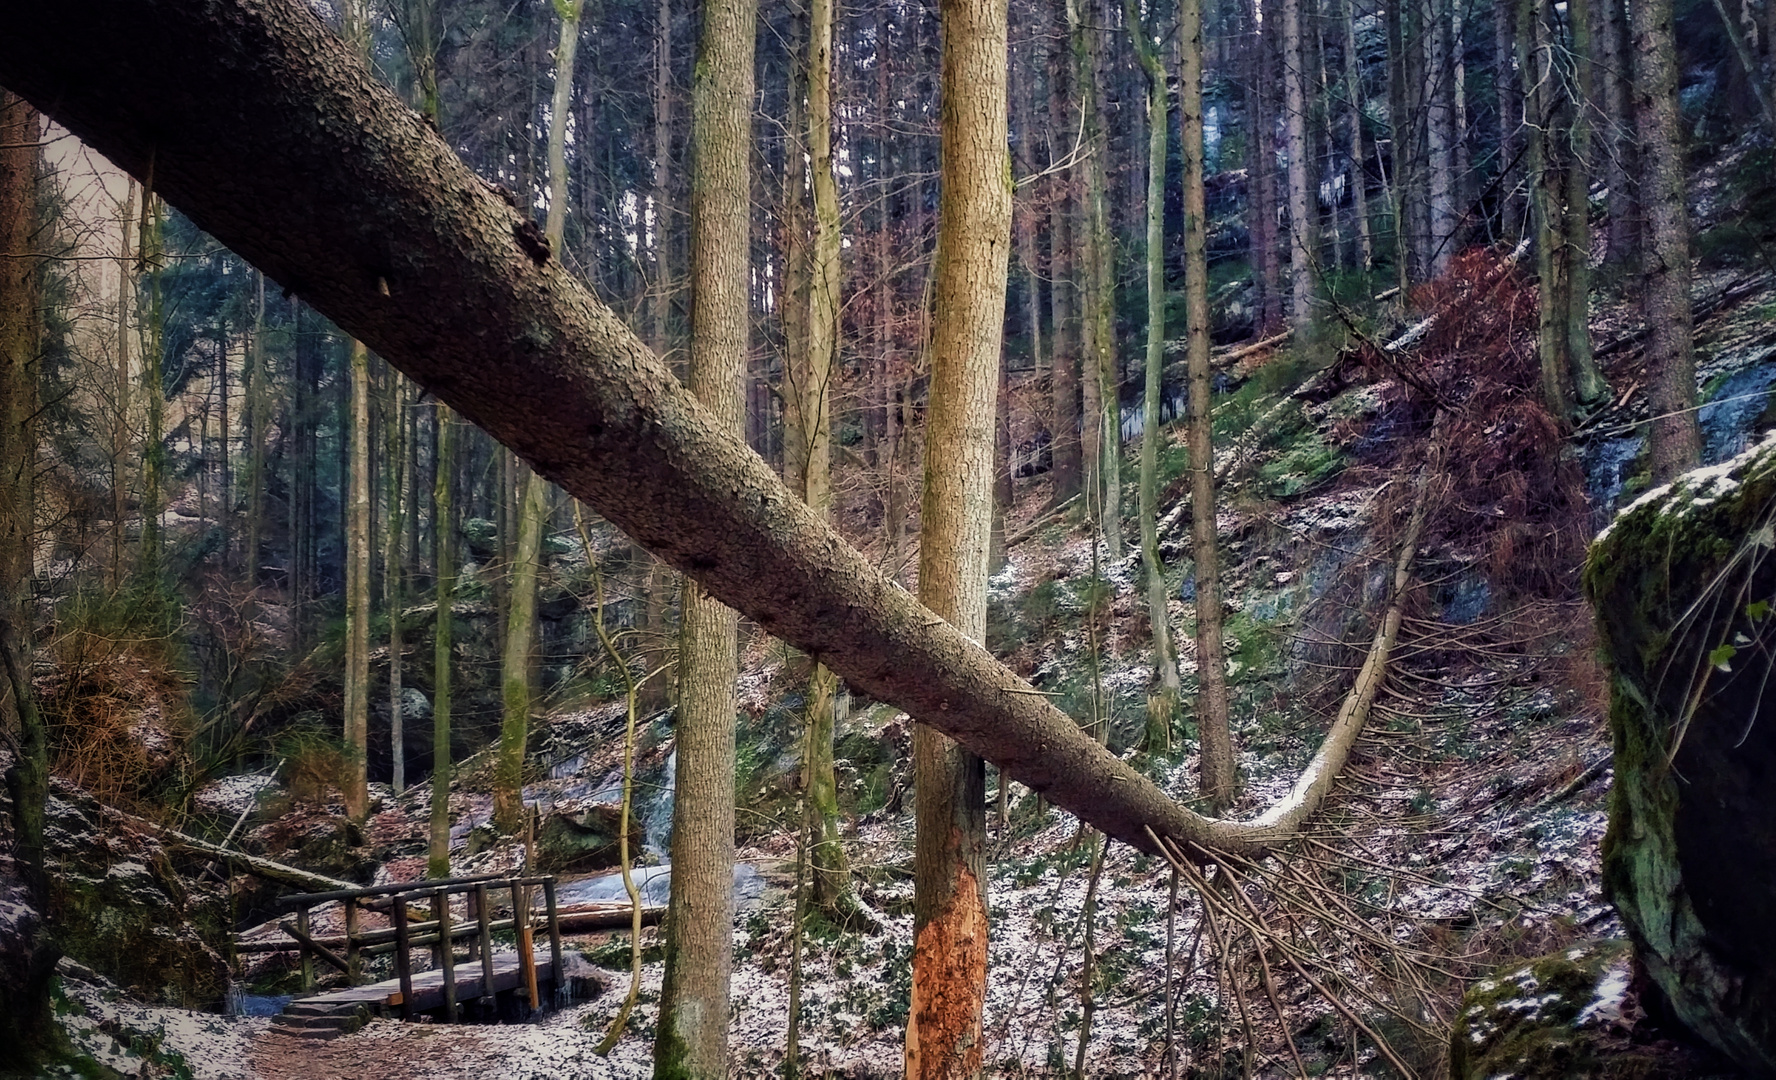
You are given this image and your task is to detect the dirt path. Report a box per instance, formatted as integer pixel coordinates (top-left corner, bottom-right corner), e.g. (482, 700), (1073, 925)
(247, 1012), (651, 1079)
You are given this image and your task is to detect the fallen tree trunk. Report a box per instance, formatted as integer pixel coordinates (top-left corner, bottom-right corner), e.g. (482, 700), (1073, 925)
(0, 0), (1421, 860)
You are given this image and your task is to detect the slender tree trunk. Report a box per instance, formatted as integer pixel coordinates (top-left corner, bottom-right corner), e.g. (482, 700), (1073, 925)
(341, 0), (373, 823)
(798, 0), (857, 921)
(1047, 30), (1082, 503)
(1179, 0), (1237, 811)
(1426, 0), (1456, 276)
(345, 335), (372, 820)
(495, 0), (580, 832)
(907, 0), (1011, 1068)
(429, 403), (454, 878)
(1252, 5), (1284, 331)
(245, 272), (265, 586)
(1, 89), (38, 739)
(654, 0), (753, 1069)
(1494, 0), (1524, 241)
(140, 188), (166, 577)
(112, 182), (133, 590)
(1636, 0), (1701, 481)
(1284, 0), (1317, 337)
(1012, 30), (1044, 378)
(386, 371), (408, 792)
(1343, 0), (1373, 272)
(1129, 4), (1182, 752)
(1070, 0), (1121, 558)
(1598, 0), (1638, 265)
(494, 466), (545, 832)
(1386, 0), (1412, 301)
(1563, 0), (1605, 407)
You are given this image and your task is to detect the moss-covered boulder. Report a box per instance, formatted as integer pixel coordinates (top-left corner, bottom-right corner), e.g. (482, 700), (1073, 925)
(1584, 431), (1776, 1074)
(1450, 940), (1644, 1079)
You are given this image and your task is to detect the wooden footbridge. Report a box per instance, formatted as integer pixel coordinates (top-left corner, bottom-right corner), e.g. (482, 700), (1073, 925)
(236, 871), (656, 1036)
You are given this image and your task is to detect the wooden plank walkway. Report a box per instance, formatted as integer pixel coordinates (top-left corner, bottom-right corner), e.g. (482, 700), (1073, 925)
(272, 952), (557, 1036)
(302, 951), (553, 1014)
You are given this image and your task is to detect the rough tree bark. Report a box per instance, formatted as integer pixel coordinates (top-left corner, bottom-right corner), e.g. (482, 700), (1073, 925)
(0, 0), (1413, 865)
(1179, 0), (1237, 810)
(654, 0), (752, 1069)
(0, 88), (57, 1069)
(341, 0), (372, 823)
(906, 0), (1010, 1068)
(1635, 0), (1701, 481)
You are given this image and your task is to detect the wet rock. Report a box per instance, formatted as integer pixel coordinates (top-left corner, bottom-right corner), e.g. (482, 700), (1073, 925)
(534, 802), (644, 873)
(1584, 431), (1776, 1073)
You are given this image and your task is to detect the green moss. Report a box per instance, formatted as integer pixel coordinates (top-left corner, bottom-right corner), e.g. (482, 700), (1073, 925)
(1449, 941), (1657, 1080)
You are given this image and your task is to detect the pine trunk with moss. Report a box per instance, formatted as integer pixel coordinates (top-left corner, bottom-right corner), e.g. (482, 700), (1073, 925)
(1128, 3), (1181, 751)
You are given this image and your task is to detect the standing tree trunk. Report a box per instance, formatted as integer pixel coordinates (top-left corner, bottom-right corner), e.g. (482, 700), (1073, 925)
(1385, 0), (1412, 302)
(139, 188), (166, 578)
(386, 371), (408, 792)
(1494, 0), (1524, 241)
(244, 272), (266, 586)
(798, 0), (858, 923)
(1251, 3), (1284, 331)
(344, 334), (372, 821)
(496, 0), (581, 832)
(1180, 0), (1237, 811)
(1342, 0), (1373, 273)
(1283, 0), (1317, 338)
(1636, 0), (1701, 480)
(1426, 0), (1456, 276)
(341, 0), (373, 823)
(1069, 0), (1121, 559)
(429, 403), (454, 878)
(654, 0), (752, 1070)
(0, 100), (54, 1068)
(906, 0), (1011, 1068)
(1047, 30), (1082, 503)
(1598, 0), (1638, 265)
(1128, 2), (1182, 751)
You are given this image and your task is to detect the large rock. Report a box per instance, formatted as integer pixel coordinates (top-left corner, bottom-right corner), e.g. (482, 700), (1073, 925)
(1584, 432), (1776, 1073)
(534, 802), (644, 873)
(44, 789), (229, 1007)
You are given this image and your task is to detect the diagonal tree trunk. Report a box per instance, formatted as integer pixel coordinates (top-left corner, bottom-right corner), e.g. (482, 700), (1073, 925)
(0, 0), (1430, 866)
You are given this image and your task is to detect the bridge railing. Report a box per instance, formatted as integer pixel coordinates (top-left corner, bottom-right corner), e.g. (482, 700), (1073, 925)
(244, 871), (563, 1021)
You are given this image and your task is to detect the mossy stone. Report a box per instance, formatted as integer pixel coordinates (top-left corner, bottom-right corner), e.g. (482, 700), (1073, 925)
(1584, 431), (1776, 1074)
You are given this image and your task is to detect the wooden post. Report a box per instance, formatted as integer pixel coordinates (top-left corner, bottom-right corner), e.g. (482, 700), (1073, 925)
(543, 877), (563, 1006)
(296, 905), (313, 992)
(392, 890), (414, 1020)
(475, 882), (495, 1006)
(513, 880), (538, 1013)
(436, 887), (456, 1023)
(344, 896), (360, 985)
